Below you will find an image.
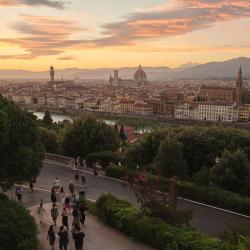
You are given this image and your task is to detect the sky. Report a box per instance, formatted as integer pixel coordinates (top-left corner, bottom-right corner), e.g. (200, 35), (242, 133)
(0, 0), (250, 70)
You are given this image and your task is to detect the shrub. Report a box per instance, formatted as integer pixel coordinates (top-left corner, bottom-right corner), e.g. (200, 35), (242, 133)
(105, 166), (250, 216)
(95, 194), (233, 250)
(0, 194), (39, 250)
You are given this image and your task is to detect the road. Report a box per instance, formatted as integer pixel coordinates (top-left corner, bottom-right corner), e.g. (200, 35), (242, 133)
(23, 161), (250, 237)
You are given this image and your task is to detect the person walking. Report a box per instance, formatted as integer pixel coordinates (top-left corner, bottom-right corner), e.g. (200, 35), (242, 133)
(72, 206), (80, 222)
(92, 162), (98, 176)
(54, 177), (60, 192)
(79, 205), (86, 226)
(81, 173), (86, 186)
(37, 202), (46, 224)
(51, 187), (57, 204)
(64, 195), (71, 214)
(69, 181), (75, 196)
(29, 181), (34, 192)
(58, 226), (69, 250)
(47, 225), (56, 250)
(74, 172), (79, 189)
(51, 203), (59, 226)
(61, 207), (69, 229)
(15, 185), (22, 202)
(74, 225), (85, 250)
(60, 186), (65, 204)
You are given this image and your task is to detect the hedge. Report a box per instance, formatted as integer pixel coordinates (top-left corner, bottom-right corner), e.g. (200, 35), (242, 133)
(95, 194), (233, 250)
(86, 151), (121, 169)
(105, 166), (250, 216)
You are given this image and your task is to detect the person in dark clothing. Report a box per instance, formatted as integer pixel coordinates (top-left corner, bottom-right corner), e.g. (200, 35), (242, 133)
(58, 226), (69, 250)
(61, 207), (68, 229)
(51, 187), (57, 203)
(47, 225), (56, 250)
(72, 207), (80, 222)
(15, 185), (22, 201)
(74, 228), (85, 250)
(69, 181), (75, 196)
(79, 205), (86, 225)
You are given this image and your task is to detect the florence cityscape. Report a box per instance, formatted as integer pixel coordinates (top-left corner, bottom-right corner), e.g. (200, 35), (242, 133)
(0, 0), (250, 250)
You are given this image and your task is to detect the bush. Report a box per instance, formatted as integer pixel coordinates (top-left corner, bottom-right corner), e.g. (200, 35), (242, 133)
(105, 166), (250, 216)
(0, 194), (39, 250)
(95, 194), (233, 250)
(86, 151), (121, 169)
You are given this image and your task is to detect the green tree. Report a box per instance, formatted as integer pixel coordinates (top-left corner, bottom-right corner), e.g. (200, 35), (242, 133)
(62, 115), (119, 158)
(0, 96), (44, 188)
(42, 110), (53, 127)
(0, 194), (39, 250)
(39, 127), (62, 154)
(212, 149), (250, 195)
(154, 138), (187, 178)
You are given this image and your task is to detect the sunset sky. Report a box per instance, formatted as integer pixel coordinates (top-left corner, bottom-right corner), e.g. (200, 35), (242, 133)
(0, 0), (250, 70)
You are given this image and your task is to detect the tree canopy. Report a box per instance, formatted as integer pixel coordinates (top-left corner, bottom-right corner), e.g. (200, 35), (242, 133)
(42, 110), (53, 128)
(62, 115), (119, 158)
(0, 96), (44, 188)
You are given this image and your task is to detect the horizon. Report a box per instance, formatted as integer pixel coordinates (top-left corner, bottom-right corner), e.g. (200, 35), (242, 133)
(0, 1), (250, 70)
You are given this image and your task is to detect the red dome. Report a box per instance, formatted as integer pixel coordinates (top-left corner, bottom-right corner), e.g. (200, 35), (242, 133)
(134, 65), (147, 81)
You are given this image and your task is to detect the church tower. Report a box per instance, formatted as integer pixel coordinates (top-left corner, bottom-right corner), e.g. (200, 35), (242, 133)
(235, 66), (243, 104)
(50, 65), (55, 82)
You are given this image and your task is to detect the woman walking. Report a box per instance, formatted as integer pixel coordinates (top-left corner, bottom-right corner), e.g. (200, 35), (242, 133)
(61, 207), (69, 229)
(51, 187), (57, 204)
(47, 225), (56, 250)
(37, 202), (46, 224)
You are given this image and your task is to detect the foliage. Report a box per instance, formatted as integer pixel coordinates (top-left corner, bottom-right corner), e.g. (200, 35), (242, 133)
(0, 194), (39, 250)
(62, 115), (119, 158)
(42, 110), (53, 128)
(86, 151), (121, 169)
(95, 194), (233, 250)
(105, 166), (250, 216)
(211, 149), (250, 195)
(123, 172), (192, 226)
(0, 96), (44, 188)
(154, 137), (187, 178)
(39, 126), (62, 154)
(237, 236), (250, 250)
(193, 166), (211, 186)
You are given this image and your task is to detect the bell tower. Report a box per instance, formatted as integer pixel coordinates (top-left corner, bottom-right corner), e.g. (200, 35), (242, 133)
(50, 65), (54, 82)
(235, 66), (243, 104)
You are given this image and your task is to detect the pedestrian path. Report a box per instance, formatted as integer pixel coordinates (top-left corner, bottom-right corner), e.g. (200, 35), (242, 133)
(29, 203), (153, 250)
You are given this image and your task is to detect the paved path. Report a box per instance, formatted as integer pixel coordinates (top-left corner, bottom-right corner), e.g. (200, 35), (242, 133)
(29, 203), (152, 250)
(37, 161), (250, 237)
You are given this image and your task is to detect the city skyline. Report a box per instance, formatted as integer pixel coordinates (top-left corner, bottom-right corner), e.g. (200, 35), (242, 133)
(0, 0), (250, 70)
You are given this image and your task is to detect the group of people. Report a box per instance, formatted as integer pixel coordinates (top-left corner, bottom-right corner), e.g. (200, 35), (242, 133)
(37, 172), (87, 250)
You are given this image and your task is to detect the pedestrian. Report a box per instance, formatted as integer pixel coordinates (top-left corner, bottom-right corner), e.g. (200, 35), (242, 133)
(69, 181), (75, 196)
(79, 205), (86, 225)
(74, 172), (79, 189)
(47, 225), (56, 250)
(51, 203), (59, 226)
(60, 186), (65, 203)
(74, 225), (85, 250)
(15, 185), (22, 202)
(51, 187), (57, 203)
(92, 162), (98, 176)
(72, 195), (78, 208)
(81, 173), (86, 186)
(54, 177), (60, 192)
(64, 195), (71, 214)
(58, 225), (69, 250)
(29, 181), (34, 192)
(61, 207), (68, 229)
(37, 202), (46, 224)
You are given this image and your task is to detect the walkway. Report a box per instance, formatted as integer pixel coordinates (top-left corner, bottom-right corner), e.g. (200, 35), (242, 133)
(29, 203), (153, 250)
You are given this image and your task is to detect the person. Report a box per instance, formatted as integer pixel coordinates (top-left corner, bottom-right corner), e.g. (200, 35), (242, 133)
(58, 225), (69, 250)
(92, 162), (98, 176)
(81, 173), (86, 186)
(54, 177), (60, 192)
(51, 187), (57, 203)
(69, 181), (75, 196)
(37, 202), (46, 224)
(72, 195), (78, 208)
(51, 203), (59, 226)
(29, 181), (34, 192)
(15, 185), (22, 202)
(61, 207), (68, 229)
(60, 186), (65, 203)
(72, 207), (80, 222)
(64, 195), (71, 214)
(74, 172), (79, 189)
(74, 225), (85, 250)
(47, 225), (56, 250)
(79, 205), (86, 225)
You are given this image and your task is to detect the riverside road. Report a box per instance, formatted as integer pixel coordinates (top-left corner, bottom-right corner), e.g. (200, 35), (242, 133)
(29, 161), (250, 237)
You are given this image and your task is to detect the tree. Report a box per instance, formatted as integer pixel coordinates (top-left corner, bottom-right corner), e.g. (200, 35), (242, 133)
(39, 127), (62, 154)
(62, 115), (119, 158)
(154, 138), (187, 178)
(0, 194), (39, 250)
(42, 110), (53, 127)
(211, 149), (250, 195)
(0, 96), (44, 188)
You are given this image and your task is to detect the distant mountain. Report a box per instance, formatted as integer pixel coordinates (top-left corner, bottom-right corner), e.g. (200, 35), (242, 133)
(0, 57), (249, 80)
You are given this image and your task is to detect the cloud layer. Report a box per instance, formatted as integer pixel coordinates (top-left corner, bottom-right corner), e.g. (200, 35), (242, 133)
(0, 0), (66, 9)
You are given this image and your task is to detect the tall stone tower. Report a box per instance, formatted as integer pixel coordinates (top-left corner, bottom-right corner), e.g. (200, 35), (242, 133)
(235, 66), (243, 104)
(50, 65), (55, 82)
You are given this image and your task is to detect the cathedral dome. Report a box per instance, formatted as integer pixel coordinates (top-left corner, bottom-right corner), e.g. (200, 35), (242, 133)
(134, 65), (147, 81)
